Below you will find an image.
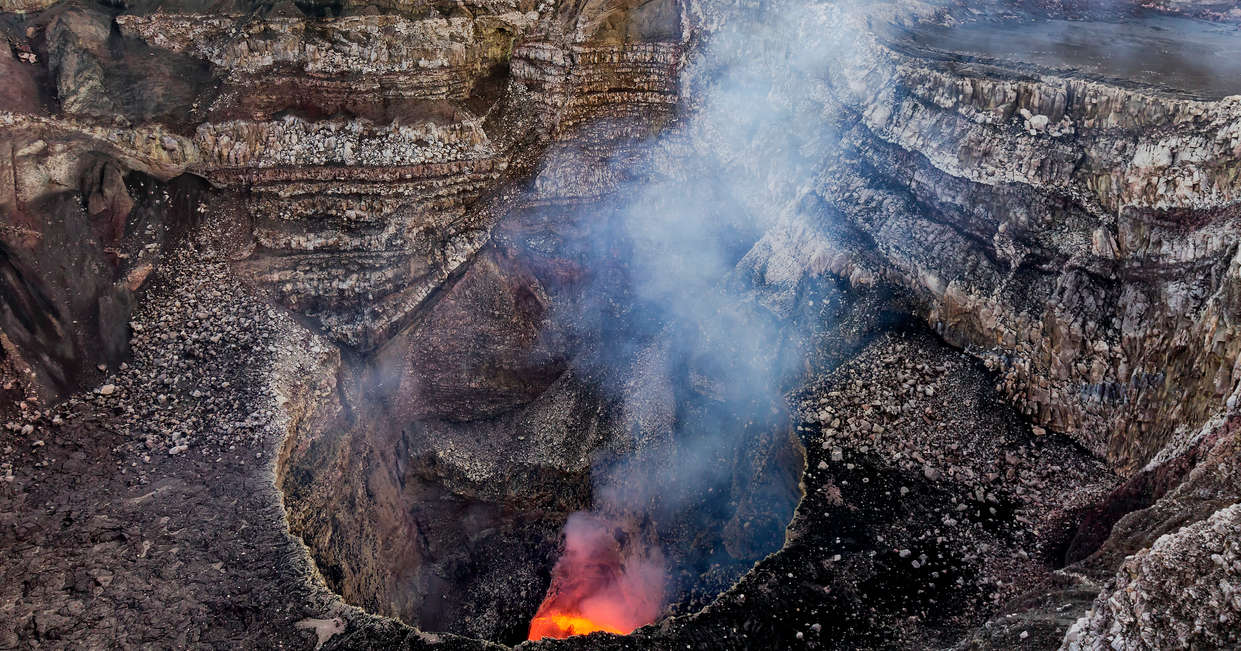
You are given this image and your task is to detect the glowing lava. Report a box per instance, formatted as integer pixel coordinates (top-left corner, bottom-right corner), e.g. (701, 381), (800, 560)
(527, 513), (666, 641)
(528, 613), (628, 640)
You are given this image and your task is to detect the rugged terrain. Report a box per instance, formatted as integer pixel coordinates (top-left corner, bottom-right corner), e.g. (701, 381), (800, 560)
(1, 0), (1240, 649)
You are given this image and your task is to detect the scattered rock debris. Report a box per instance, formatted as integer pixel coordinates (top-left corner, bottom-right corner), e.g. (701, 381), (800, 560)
(0, 228), (351, 648)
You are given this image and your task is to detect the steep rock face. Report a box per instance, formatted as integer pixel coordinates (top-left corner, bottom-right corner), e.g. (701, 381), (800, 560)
(205, 114), (506, 350)
(1053, 397), (1241, 648)
(1064, 502), (1241, 649)
(0, 122), (207, 400)
(763, 9), (1241, 474)
(690, 1), (1241, 645)
(769, 5), (1241, 647)
(111, 10), (520, 352)
(115, 11), (527, 119)
(2, 0), (685, 366)
(146, 0), (697, 643)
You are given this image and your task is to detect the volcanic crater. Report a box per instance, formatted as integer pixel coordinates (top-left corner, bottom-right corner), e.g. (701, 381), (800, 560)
(3, 0), (1241, 650)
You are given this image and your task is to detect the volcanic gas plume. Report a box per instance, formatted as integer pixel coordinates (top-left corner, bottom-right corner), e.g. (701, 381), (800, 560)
(527, 514), (666, 640)
(523, 0), (853, 640)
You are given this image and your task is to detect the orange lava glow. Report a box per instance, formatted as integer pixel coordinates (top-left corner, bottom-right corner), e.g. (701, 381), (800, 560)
(526, 513), (666, 641)
(527, 613), (629, 640)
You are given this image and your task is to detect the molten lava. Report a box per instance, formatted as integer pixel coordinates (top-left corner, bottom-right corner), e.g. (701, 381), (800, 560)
(528, 613), (628, 639)
(527, 513), (666, 641)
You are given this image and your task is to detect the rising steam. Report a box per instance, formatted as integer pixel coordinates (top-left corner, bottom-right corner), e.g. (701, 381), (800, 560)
(527, 0), (866, 639)
(527, 514), (666, 640)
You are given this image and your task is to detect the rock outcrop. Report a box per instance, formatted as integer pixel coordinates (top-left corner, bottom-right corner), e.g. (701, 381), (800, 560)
(754, 8), (1241, 475)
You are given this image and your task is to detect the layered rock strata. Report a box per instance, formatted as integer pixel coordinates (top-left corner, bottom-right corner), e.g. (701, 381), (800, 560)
(783, 9), (1241, 475)
(760, 4), (1241, 646)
